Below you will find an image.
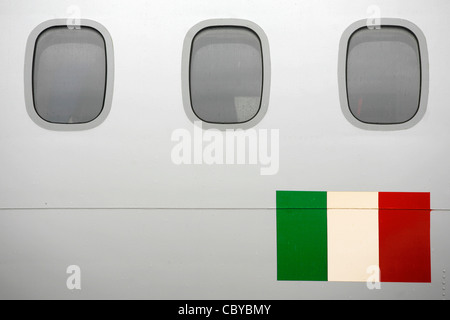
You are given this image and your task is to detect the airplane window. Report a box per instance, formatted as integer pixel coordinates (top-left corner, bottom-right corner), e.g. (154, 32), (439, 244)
(346, 26), (422, 125)
(189, 26), (264, 124)
(32, 26), (107, 124)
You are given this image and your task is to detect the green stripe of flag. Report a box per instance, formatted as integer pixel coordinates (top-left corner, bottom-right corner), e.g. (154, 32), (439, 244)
(276, 191), (328, 281)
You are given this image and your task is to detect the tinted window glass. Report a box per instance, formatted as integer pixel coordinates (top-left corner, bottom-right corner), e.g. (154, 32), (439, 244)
(33, 26), (107, 124)
(190, 27), (263, 124)
(346, 27), (421, 124)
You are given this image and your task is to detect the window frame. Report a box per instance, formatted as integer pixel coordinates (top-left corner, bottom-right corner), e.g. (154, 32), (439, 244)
(24, 19), (114, 131)
(338, 19), (429, 131)
(182, 19), (271, 130)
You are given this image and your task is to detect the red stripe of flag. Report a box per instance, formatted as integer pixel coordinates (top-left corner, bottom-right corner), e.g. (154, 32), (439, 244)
(379, 192), (431, 283)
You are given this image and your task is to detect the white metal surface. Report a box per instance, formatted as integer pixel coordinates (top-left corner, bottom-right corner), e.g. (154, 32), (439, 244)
(0, 0), (449, 299)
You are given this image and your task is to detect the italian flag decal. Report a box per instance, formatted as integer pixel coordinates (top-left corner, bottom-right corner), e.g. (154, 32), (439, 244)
(276, 191), (431, 283)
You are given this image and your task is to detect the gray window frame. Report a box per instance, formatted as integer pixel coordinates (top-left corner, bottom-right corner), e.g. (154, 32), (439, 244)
(182, 19), (271, 130)
(338, 19), (429, 131)
(24, 19), (114, 131)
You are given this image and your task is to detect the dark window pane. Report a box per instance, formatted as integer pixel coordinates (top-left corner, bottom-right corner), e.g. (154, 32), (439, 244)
(346, 27), (421, 124)
(33, 26), (107, 124)
(190, 27), (263, 124)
